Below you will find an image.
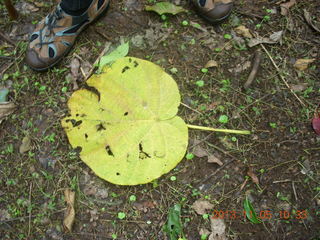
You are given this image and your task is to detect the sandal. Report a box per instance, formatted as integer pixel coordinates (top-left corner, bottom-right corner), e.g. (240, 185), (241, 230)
(192, 0), (234, 23)
(25, 0), (109, 71)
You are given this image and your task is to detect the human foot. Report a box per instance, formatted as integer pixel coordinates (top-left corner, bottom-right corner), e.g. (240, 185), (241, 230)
(25, 0), (109, 71)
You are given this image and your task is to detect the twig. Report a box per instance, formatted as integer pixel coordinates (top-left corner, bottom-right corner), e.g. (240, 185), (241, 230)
(292, 181), (298, 201)
(28, 183), (32, 237)
(180, 102), (202, 115)
(86, 42), (111, 80)
(260, 44), (306, 107)
(0, 31), (16, 46)
(244, 50), (262, 89)
(0, 62), (14, 77)
(273, 179), (291, 183)
(236, 10), (264, 20)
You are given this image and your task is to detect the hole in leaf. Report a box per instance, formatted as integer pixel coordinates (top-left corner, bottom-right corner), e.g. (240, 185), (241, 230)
(116, 172), (120, 176)
(74, 146), (82, 154)
(124, 112), (128, 116)
(97, 123), (106, 131)
(105, 145), (114, 156)
(139, 143), (151, 159)
(76, 114), (79, 117)
(85, 133), (88, 139)
(122, 66), (130, 73)
(133, 61), (139, 68)
(66, 119), (83, 127)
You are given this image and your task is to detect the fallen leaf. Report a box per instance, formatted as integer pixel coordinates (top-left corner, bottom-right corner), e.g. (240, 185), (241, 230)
(62, 57), (188, 185)
(294, 58), (316, 71)
(280, 0), (296, 16)
(209, 218), (227, 240)
(208, 154), (223, 166)
(235, 25), (252, 38)
(205, 60), (218, 68)
(99, 42), (129, 72)
(15, 2), (39, 14)
(289, 83), (308, 92)
(63, 189), (75, 232)
(145, 2), (187, 15)
(163, 204), (184, 240)
(19, 136), (31, 154)
(312, 115), (320, 135)
(199, 228), (211, 238)
(0, 102), (16, 124)
(192, 200), (214, 215)
(248, 31), (283, 47)
(304, 9), (320, 33)
(193, 145), (208, 158)
(70, 58), (80, 90)
(247, 167), (259, 184)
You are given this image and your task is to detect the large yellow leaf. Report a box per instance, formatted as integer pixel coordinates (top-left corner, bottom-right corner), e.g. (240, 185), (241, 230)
(61, 57), (188, 185)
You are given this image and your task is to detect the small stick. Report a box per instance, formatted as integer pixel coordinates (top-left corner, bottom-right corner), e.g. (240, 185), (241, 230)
(86, 42), (111, 80)
(28, 183), (32, 237)
(244, 50), (262, 89)
(187, 124), (251, 135)
(180, 102), (202, 115)
(292, 181), (298, 201)
(0, 31), (16, 46)
(260, 44), (306, 107)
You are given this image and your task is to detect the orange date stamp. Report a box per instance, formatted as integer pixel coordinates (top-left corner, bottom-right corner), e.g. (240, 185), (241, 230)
(211, 210), (308, 220)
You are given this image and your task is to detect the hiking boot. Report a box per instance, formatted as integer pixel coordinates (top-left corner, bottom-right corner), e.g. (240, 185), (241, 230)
(25, 0), (109, 71)
(192, 0), (234, 23)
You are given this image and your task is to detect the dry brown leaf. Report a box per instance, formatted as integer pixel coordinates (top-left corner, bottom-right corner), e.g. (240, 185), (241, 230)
(235, 25), (252, 38)
(19, 136), (31, 154)
(205, 60), (218, 68)
(280, 0), (296, 16)
(294, 58), (315, 71)
(209, 218), (227, 240)
(192, 200), (214, 215)
(0, 102), (16, 124)
(247, 167), (259, 185)
(63, 189), (75, 232)
(208, 155), (223, 166)
(193, 145), (208, 158)
(289, 83), (308, 92)
(248, 31), (283, 47)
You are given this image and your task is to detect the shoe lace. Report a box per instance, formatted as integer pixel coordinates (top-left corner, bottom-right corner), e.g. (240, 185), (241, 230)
(38, 7), (64, 48)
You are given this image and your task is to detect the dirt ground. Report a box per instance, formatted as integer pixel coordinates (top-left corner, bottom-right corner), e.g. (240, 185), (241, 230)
(0, 0), (320, 239)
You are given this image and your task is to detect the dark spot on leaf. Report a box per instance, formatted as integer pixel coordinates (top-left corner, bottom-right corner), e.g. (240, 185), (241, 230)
(76, 114), (79, 117)
(85, 85), (101, 101)
(124, 112), (128, 116)
(100, 108), (105, 112)
(116, 172), (120, 176)
(105, 145), (114, 156)
(66, 119), (82, 127)
(122, 66), (130, 73)
(129, 58), (132, 63)
(127, 153), (130, 158)
(85, 133), (88, 139)
(97, 123), (106, 131)
(133, 61), (139, 68)
(139, 142), (151, 159)
(80, 114), (87, 117)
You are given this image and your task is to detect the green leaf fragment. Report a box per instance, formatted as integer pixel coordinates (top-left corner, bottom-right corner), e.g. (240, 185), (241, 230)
(99, 42), (129, 72)
(243, 196), (261, 223)
(145, 2), (187, 15)
(163, 204), (185, 240)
